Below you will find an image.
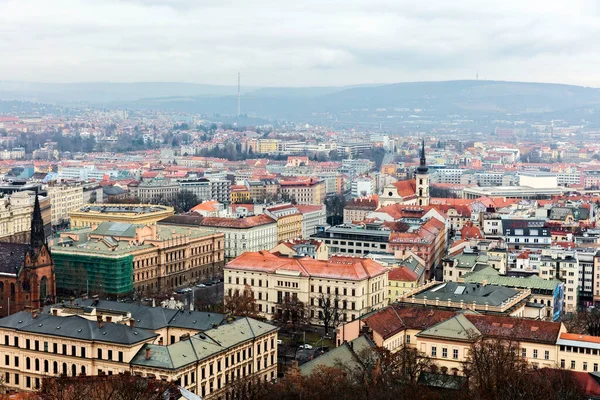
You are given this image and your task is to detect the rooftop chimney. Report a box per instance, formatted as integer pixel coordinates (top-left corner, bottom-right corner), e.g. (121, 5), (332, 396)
(129, 318), (135, 328)
(106, 316), (112, 323)
(32, 309), (38, 319)
(97, 315), (103, 329)
(145, 348), (151, 360)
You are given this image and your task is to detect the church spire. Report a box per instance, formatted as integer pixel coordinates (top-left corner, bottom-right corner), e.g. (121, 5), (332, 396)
(417, 139), (428, 174)
(30, 190), (45, 250)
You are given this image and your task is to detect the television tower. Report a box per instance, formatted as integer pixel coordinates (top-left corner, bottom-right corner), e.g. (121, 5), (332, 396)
(237, 72), (241, 117)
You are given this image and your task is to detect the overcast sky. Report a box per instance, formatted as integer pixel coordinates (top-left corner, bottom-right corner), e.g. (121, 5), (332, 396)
(1, 0), (599, 87)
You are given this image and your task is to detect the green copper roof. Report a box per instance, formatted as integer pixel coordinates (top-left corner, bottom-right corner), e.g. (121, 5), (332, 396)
(416, 314), (480, 341)
(462, 266), (560, 291)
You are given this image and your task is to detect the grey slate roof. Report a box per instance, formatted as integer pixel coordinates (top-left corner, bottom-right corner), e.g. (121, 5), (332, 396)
(0, 311), (156, 345)
(0, 243), (27, 275)
(413, 282), (519, 306)
(130, 318), (278, 370)
(300, 336), (374, 376)
(52, 299), (227, 332)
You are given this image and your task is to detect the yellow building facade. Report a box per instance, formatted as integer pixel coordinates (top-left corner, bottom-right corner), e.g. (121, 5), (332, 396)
(70, 204), (175, 229)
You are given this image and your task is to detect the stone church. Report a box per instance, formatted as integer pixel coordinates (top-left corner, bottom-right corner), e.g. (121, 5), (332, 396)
(0, 193), (56, 317)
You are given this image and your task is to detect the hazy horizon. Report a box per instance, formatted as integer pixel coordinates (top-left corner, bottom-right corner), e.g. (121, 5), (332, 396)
(1, 1), (600, 87)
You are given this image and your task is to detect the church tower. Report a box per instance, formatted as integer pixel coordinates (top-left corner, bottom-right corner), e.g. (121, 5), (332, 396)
(415, 140), (430, 206)
(30, 191), (46, 250)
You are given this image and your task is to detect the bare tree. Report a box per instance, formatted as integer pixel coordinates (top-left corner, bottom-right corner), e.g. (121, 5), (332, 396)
(37, 373), (178, 400)
(275, 294), (308, 332)
(564, 307), (600, 336)
(317, 292), (340, 335)
(223, 284), (259, 318)
(462, 336), (531, 400)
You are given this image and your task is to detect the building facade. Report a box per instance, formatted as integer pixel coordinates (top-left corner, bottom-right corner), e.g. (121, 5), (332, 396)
(279, 178), (326, 205)
(0, 300), (277, 398)
(52, 222), (224, 297)
(69, 204), (175, 229)
(0, 192), (51, 243)
(46, 183), (84, 226)
(225, 252), (388, 325)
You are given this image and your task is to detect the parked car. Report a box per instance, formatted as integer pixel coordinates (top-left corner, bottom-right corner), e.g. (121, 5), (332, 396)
(195, 283), (206, 288)
(298, 344), (313, 350)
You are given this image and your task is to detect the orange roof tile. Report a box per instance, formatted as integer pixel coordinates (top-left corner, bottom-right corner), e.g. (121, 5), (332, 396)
(226, 251), (386, 281)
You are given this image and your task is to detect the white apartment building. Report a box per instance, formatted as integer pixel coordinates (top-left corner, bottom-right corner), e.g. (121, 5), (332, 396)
(296, 204), (327, 238)
(225, 252), (388, 324)
(47, 183), (84, 226)
(179, 178), (231, 204)
(351, 177), (375, 198)
(198, 215), (278, 260)
(431, 169), (465, 185)
(59, 165), (119, 181)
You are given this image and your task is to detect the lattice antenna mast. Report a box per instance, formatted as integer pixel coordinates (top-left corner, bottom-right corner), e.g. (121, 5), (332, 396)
(237, 72), (241, 117)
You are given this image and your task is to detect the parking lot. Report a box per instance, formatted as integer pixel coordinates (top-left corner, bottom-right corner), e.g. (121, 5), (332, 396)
(172, 281), (224, 310)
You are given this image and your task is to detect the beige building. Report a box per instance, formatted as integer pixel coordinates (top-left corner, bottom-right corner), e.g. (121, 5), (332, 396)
(161, 214), (279, 261)
(265, 204), (303, 243)
(336, 305), (564, 374)
(52, 222), (225, 297)
(279, 178), (326, 205)
(225, 251), (388, 325)
(70, 204), (175, 229)
(0, 192), (51, 243)
(387, 266), (419, 303)
(46, 183), (84, 226)
(0, 300), (277, 398)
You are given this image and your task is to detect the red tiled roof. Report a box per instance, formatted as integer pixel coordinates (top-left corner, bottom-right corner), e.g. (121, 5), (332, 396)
(388, 266), (418, 282)
(346, 197), (379, 210)
(200, 214), (276, 229)
(226, 251), (386, 281)
(190, 200), (220, 212)
(393, 179), (417, 197)
(364, 306), (457, 340)
(295, 204), (325, 214)
(460, 223), (483, 239)
(560, 332), (600, 345)
(465, 314), (561, 345)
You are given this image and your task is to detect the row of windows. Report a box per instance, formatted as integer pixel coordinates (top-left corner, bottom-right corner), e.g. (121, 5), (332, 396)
(4, 337), (123, 361)
(430, 346), (459, 360)
(560, 359), (599, 371)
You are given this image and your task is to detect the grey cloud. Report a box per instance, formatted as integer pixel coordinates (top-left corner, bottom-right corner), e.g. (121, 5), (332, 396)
(0, 0), (599, 86)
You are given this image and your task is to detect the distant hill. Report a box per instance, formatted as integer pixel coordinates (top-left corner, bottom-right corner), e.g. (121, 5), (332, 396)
(0, 81), (257, 103)
(1, 80), (599, 121)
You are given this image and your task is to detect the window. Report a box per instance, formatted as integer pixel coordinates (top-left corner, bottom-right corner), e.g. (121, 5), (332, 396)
(521, 348), (526, 358)
(81, 347), (86, 358)
(571, 360), (576, 369)
(584, 362), (588, 371)
(53, 343), (58, 353)
(533, 349), (538, 359)
(594, 364), (598, 372)
(108, 350), (113, 361)
(431, 347), (437, 357)
(453, 349), (459, 360)
(406, 335), (410, 344)
(71, 345), (76, 356)
(544, 350), (549, 360)
(98, 349), (102, 360)
(118, 351), (123, 363)
(442, 348), (447, 358)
